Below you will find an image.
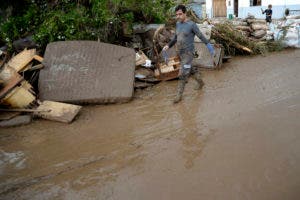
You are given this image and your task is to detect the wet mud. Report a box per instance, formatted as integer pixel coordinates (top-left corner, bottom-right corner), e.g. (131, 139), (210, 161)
(1, 49), (300, 200)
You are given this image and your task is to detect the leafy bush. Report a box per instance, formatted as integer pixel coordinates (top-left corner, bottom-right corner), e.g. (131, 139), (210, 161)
(0, 0), (174, 51)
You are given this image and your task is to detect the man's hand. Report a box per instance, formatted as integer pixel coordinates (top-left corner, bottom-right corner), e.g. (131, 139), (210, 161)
(206, 43), (215, 57)
(162, 45), (169, 51)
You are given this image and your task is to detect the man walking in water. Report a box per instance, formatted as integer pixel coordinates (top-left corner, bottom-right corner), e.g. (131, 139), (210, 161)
(163, 4), (215, 103)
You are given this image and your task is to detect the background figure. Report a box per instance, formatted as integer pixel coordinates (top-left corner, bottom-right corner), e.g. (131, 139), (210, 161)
(262, 4), (272, 23)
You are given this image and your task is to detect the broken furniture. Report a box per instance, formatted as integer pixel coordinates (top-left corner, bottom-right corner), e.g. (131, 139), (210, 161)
(154, 56), (180, 81)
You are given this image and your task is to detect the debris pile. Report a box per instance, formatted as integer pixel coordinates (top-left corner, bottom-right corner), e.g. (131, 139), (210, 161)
(274, 15), (300, 48)
(210, 15), (273, 41)
(0, 48), (82, 127)
(2, 14), (297, 128)
(211, 20), (284, 55)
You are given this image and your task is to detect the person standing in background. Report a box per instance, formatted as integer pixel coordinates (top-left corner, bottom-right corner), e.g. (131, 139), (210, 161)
(262, 4), (272, 23)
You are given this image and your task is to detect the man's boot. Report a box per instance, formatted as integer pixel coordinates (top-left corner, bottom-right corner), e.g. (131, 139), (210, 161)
(193, 72), (204, 90)
(173, 79), (186, 104)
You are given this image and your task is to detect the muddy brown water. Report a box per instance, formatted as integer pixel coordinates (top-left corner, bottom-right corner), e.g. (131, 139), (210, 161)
(1, 49), (300, 200)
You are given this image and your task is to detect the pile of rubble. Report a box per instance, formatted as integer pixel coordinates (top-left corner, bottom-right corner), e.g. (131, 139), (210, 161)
(0, 40), (141, 127)
(233, 17), (270, 40)
(0, 48), (82, 127)
(274, 15), (300, 48)
(134, 23), (225, 89)
(3, 14), (297, 128)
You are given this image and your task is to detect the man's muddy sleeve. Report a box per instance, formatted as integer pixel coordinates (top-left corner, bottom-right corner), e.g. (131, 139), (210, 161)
(192, 23), (209, 44)
(168, 34), (177, 48)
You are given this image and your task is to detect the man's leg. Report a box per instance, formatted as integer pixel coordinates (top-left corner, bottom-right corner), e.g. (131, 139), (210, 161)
(191, 66), (204, 90)
(173, 72), (189, 103)
(173, 52), (193, 103)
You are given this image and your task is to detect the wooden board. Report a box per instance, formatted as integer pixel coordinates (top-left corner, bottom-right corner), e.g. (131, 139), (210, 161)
(2, 83), (36, 108)
(7, 49), (36, 72)
(33, 55), (43, 62)
(0, 66), (24, 99)
(35, 101), (82, 123)
(154, 56), (180, 81)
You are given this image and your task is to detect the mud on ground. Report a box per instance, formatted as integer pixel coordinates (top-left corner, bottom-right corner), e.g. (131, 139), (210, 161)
(1, 49), (300, 200)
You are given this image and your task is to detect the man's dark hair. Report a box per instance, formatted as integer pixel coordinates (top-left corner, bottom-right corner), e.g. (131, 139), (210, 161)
(175, 5), (186, 13)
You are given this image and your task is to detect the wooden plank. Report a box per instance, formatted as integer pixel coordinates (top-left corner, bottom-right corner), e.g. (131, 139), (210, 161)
(2, 84), (36, 108)
(23, 64), (44, 72)
(7, 49), (36, 72)
(33, 55), (43, 62)
(20, 62), (33, 72)
(0, 108), (50, 112)
(0, 66), (24, 99)
(35, 101), (82, 123)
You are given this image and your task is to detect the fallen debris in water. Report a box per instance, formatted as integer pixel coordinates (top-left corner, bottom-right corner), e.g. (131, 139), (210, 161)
(155, 56), (180, 81)
(0, 115), (32, 128)
(34, 100), (82, 123)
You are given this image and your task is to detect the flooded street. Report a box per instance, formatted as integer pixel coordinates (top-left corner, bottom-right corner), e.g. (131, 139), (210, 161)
(1, 49), (300, 200)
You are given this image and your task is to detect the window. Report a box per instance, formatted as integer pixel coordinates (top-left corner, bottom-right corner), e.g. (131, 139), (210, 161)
(250, 0), (261, 6)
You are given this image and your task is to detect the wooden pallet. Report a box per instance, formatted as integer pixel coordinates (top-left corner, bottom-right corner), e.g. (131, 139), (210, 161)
(155, 56), (180, 81)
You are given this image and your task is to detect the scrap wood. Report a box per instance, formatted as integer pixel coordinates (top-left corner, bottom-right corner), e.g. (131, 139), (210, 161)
(19, 55), (43, 72)
(33, 55), (43, 62)
(35, 101), (82, 123)
(153, 25), (165, 75)
(212, 29), (253, 53)
(0, 65), (21, 82)
(1, 81), (36, 108)
(0, 108), (50, 112)
(0, 66), (24, 99)
(23, 64), (44, 72)
(21, 62), (33, 72)
(7, 48), (36, 72)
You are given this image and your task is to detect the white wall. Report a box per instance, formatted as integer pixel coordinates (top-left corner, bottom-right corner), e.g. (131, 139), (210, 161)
(262, 0), (300, 6)
(227, 0), (234, 17)
(205, 0), (300, 19)
(206, 0), (213, 18)
(238, 0), (300, 19)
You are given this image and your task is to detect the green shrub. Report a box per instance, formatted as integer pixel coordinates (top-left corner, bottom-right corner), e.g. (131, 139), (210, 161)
(0, 0), (174, 51)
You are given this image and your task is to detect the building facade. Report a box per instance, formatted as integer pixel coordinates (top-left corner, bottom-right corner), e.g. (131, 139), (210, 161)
(202, 0), (300, 19)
